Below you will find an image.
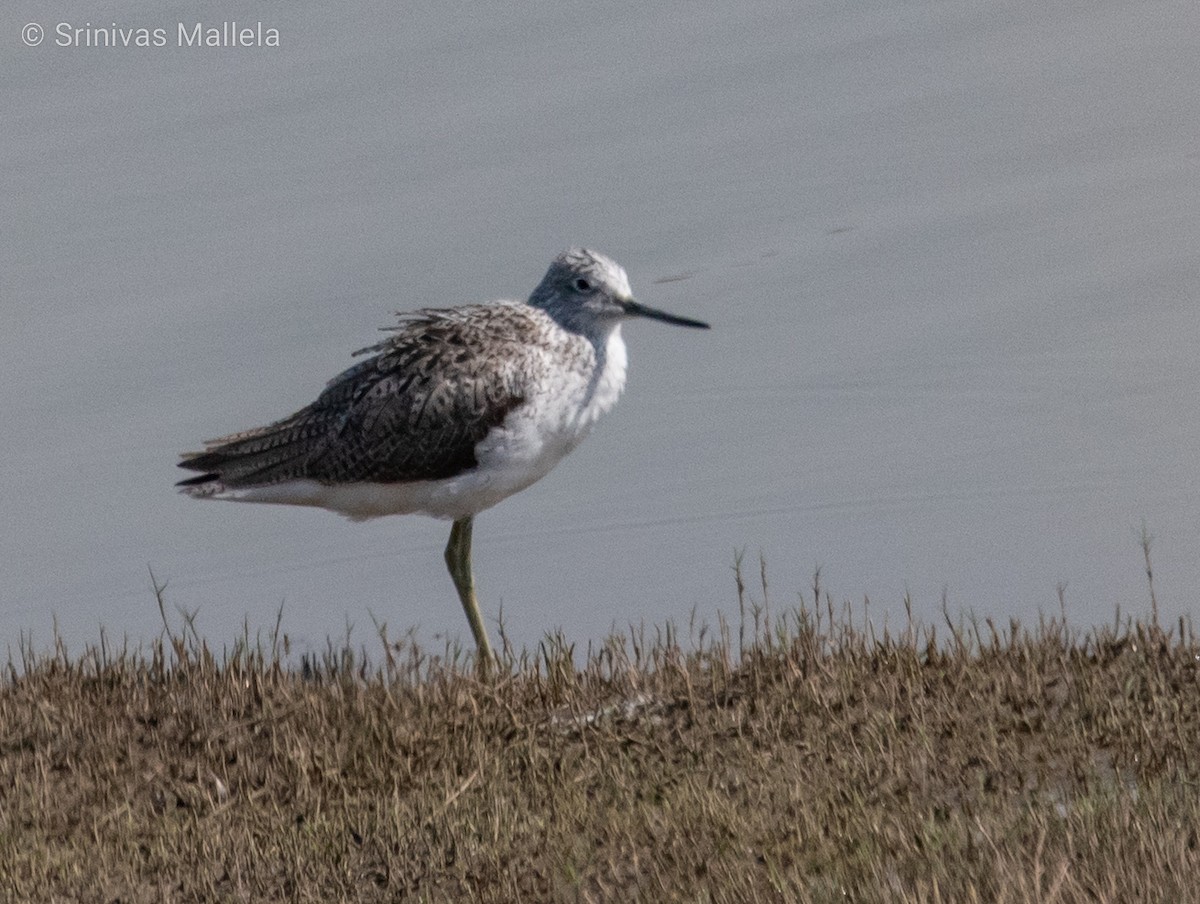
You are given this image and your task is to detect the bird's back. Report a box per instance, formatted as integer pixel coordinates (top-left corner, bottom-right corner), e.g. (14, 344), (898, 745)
(178, 301), (615, 517)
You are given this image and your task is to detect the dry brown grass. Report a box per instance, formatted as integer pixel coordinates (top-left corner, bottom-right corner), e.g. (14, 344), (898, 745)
(3, 566), (1200, 902)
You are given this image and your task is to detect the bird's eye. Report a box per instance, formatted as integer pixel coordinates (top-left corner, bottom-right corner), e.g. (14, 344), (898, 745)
(573, 277), (591, 292)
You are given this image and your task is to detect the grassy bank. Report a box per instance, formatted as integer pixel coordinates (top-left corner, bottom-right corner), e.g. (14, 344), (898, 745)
(2, 573), (1198, 902)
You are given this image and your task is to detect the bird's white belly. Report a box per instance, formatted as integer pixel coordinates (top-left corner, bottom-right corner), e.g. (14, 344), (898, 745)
(222, 332), (629, 521)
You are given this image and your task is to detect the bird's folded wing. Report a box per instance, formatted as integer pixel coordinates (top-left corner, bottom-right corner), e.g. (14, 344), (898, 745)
(177, 308), (538, 487)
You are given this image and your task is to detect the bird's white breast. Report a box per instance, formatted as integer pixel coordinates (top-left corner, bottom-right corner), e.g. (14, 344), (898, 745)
(464, 326), (628, 513)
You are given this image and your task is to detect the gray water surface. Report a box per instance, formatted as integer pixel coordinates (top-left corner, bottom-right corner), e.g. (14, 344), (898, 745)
(4, 0), (1199, 655)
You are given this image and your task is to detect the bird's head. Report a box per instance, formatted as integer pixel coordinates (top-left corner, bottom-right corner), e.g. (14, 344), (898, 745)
(529, 248), (710, 334)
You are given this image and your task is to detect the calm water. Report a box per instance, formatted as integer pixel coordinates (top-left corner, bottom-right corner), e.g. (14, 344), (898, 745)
(4, 0), (1200, 656)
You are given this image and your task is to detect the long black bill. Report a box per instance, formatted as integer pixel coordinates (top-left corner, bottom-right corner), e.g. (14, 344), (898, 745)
(621, 298), (710, 329)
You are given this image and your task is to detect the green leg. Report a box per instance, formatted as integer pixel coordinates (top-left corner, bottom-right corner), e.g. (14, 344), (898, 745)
(444, 515), (494, 671)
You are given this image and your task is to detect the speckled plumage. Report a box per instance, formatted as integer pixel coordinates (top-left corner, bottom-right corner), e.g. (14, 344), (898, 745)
(178, 248), (709, 660)
(180, 304), (585, 486)
(177, 249), (707, 521)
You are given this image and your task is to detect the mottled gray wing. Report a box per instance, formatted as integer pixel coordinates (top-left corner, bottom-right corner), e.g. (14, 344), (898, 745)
(177, 305), (539, 488)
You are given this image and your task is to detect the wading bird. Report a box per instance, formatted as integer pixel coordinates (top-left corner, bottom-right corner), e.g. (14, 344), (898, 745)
(178, 249), (709, 666)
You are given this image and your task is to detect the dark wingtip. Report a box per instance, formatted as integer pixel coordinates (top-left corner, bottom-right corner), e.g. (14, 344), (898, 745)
(176, 472), (219, 488)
